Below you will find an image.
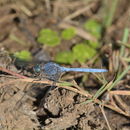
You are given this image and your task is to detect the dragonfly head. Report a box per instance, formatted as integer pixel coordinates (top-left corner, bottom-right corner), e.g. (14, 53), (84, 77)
(33, 64), (41, 73)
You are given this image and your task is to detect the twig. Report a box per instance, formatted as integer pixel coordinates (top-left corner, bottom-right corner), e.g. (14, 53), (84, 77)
(18, 77), (91, 97)
(109, 90), (130, 95)
(113, 95), (130, 114)
(99, 105), (112, 130)
(20, 5), (32, 16)
(103, 103), (130, 117)
(45, 0), (51, 14)
(0, 67), (27, 79)
(63, 2), (96, 21)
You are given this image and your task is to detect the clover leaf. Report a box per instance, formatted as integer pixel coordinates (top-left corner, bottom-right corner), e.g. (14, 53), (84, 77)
(84, 19), (102, 39)
(37, 29), (61, 46)
(86, 40), (100, 49)
(72, 43), (97, 63)
(14, 50), (32, 61)
(55, 51), (75, 64)
(61, 28), (76, 40)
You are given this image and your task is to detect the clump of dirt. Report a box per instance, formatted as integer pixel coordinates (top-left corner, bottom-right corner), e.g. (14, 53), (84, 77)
(0, 78), (40, 129)
(36, 88), (107, 129)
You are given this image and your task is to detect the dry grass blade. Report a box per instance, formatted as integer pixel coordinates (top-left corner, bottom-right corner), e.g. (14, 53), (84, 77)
(103, 103), (130, 117)
(99, 105), (112, 130)
(109, 91), (130, 115)
(109, 90), (130, 95)
(0, 67), (27, 79)
(18, 77), (91, 98)
(63, 2), (96, 21)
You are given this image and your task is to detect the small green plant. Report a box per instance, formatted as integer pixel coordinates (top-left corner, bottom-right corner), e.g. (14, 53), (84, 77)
(84, 19), (102, 39)
(55, 42), (98, 64)
(37, 22), (102, 64)
(14, 50), (32, 61)
(61, 28), (76, 40)
(72, 43), (97, 64)
(37, 29), (61, 46)
(87, 40), (100, 49)
(55, 51), (75, 64)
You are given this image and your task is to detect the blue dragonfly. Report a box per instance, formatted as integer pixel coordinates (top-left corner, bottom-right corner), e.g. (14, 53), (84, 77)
(21, 62), (107, 111)
(34, 62), (107, 81)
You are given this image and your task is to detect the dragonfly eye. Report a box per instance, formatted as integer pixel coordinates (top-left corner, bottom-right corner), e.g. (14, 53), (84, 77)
(33, 64), (41, 73)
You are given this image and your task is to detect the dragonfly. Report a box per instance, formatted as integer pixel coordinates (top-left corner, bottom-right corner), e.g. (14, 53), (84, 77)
(34, 62), (108, 81)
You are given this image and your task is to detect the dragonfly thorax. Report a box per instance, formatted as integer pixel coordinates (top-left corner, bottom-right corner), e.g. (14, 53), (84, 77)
(40, 62), (63, 81)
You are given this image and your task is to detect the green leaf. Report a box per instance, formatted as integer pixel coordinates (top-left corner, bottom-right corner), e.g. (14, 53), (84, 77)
(87, 40), (100, 49)
(84, 19), (102, 39)
(37, 29), (61, 46)
(14, 50), (32, 61)
(55, 51), (75, 64)
(72, 43), (96, 63)
(61, 28), (76, 40)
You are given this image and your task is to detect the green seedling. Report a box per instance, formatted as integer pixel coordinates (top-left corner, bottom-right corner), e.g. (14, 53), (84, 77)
(84, 19), (102, 39)
(72, 43), (97, 64)
(61, 28), (76, 40)
(37, 29), (61, 46)
(87, 40), (100, 49)
(55, 42), (98, 64)
(14, 50), (32, 61)
(55, 51), (75, 64)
